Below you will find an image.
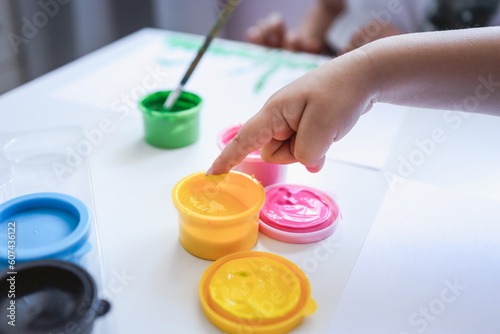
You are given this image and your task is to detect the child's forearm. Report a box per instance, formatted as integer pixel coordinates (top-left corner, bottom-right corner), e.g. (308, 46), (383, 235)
(361, 27), (500, 115)
(296, 0), (344, 39)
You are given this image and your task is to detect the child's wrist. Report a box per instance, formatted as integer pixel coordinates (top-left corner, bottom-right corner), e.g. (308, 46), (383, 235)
(332, 45), (381, 109)
(356, 41), (391, 106)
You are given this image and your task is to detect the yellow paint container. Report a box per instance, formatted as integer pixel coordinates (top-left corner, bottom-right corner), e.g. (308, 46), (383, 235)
(199, 251), (317, 334)
(172, 171), (265, 260)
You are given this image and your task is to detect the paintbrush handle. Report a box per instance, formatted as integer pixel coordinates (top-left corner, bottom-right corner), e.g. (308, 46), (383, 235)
(181, 0), (239, 85)
(165, 0), (240, 109)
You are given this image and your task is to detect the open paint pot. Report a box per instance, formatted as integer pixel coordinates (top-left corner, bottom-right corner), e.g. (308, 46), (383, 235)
(0, 192), (91, 267)
(139, 90), (202, 148)
(217, 124), (287, 187)
(172, 171), (265, 260)
(259, 184), (341, 244)
(0, 259), (110, 334)
(199, 251), (316, 334)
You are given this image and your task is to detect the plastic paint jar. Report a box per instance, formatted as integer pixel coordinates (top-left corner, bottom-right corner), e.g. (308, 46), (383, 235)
(0, 192), (92, 267)
(0, 259), (110, 334)
(217, 124), (287, 187)
(139, 90), (203, 148)
(199, 251), (317, 334)
(259, 184), (341, 243)
(172, 171), (265, 260)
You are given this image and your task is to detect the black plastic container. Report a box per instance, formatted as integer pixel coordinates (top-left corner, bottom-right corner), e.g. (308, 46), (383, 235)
(0, 260), (110, 334)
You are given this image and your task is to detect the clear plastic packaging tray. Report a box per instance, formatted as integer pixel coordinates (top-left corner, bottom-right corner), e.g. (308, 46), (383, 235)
(0, 126), (112, 333)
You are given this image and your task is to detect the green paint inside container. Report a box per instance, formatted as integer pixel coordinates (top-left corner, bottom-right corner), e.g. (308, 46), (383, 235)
(139, 90), (203, 149)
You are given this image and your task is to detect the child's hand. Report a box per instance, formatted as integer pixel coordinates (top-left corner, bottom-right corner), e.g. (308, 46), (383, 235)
(246, 12), (324, 54)
(207, 48), (377, 175)
(209, 27), (500, 176)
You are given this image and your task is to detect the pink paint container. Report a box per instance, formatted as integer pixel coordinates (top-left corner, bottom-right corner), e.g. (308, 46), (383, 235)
(217, 125), (286, 187)
(259, 184), (341, 244)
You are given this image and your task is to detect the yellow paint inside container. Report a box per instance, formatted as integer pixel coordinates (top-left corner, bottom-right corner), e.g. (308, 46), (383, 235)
(209, 257), (301, 320)
(186, 179), (249, 216)
(172, 172), (266, 260)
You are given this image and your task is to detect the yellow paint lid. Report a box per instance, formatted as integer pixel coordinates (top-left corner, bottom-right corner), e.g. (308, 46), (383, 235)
(199, 251), (316, 334)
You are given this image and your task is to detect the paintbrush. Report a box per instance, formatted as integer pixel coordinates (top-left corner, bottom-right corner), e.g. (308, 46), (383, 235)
(164, 0), (241, 110)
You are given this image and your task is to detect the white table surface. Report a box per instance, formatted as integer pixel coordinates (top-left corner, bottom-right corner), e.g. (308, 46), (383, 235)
(1, 28), (499, 334)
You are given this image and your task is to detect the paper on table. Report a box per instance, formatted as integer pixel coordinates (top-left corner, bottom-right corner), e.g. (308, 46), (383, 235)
(327, 179), (500, 334)
(326, 102), (407, 170)
(51, 39), (167, 114)
(51, 30), (406, 170)
(51, 31), (323, 113)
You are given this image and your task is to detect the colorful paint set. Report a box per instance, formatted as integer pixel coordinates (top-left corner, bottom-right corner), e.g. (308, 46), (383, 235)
(171, 170), (341, 333)
(138, 87), (342, 333)
(0, 127), (111, 332)
(0, 76), (340, 332)
(152, 93), (342, 332)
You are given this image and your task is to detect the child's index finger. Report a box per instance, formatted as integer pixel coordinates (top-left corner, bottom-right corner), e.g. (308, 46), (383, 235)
(207, 116), (273, 175)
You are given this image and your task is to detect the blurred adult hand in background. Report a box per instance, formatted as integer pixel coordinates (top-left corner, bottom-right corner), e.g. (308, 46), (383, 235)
(245, 0), (345, 54)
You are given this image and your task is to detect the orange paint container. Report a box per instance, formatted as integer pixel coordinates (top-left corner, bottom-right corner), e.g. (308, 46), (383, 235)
(172, 171), (265, 260)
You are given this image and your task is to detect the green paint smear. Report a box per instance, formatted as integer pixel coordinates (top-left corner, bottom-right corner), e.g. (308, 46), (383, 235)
(161, 33), (323, 93)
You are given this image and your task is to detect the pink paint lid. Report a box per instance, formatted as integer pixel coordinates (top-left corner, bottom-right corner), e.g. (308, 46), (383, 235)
(217, 124), (261, 160)
(259, 184), (341, 244)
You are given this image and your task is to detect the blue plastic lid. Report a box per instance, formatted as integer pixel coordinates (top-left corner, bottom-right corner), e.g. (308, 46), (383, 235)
(0, 192), (91, 263)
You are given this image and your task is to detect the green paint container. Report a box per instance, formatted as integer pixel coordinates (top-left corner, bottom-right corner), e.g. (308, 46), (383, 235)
(139, 90), (203, 148)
